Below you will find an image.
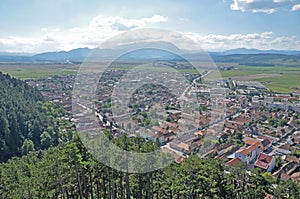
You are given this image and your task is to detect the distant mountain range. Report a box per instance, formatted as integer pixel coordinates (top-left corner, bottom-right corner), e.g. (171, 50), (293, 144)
(211, 48), (300, 56)
(0, 52), (35, 56)
(33, 47), (91, 63)
(0, 44), (300, 65)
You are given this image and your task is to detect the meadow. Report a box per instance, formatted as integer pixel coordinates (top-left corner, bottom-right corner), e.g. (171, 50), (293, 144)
(1, 62), (299, 93)
(0, 63), (79, 79)
(207, 65), (300, 93)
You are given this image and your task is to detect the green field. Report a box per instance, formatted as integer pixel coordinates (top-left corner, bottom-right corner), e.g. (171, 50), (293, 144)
(0, 64), (79, 79)
(0, 62), (204, 81)
(1, 63), (299, 93)
(207, 65), (300, 93)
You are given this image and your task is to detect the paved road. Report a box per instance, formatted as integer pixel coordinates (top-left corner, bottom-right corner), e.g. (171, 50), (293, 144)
(179, 71), (211, 100)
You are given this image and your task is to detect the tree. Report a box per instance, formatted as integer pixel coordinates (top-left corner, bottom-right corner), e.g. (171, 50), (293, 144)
(1, 127), (300, 198)
(279, 119), (288, 127)
(40, 131), (53, 149)
(21, 139), (35, 155)
(0, 72), (69, 161)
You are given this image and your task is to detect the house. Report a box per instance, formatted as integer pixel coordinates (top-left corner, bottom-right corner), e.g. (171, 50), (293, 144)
(169, 140), (190, 154)
(284, 155), (300, 164)
(235, 142), (261, 164)
(224, 120), (245, 131)
(254, 153), (276, 172)
(161, 147), (185, 163)
(291, 131), (300, 145)
(244, 137), (260, 147)
(273, 161), (299, 178)
(280, 170), (300, 183)
(152, 126), (168, 135)
(225, 158), (241, 167)
(238, 95), (249, 108)
(291, 172), (300, 183)
(214, 142), (237, 157)
(278, 143), (296, 155)
(257, 136), (274, 151)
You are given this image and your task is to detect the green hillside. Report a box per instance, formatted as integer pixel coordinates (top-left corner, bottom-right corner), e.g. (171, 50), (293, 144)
(0, 72), (66, 161)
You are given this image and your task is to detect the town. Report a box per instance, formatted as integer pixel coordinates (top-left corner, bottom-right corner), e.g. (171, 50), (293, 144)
(26, 61), (300, 185)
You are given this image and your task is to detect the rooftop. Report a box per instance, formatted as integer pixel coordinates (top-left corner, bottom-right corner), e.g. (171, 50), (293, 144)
(254, 153), (274, 170)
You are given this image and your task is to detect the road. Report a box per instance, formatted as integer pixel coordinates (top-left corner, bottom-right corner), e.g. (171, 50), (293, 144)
(179, 70), (211, 100)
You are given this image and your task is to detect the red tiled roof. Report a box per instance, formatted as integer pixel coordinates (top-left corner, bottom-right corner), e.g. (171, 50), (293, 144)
(291, 172), (300, 182)
(244, 139), (258, 146)
(237, 141), (261, 156)
(254, 153), (274, 170)
(233, 116), (251, 123)
(152, 126), (168, 134)
(285, 155), (300, 163)
(247, 142), (261, 151)
(225, 158), (241, 166)
(238, 148), (250, 156)
(164, 121), (178, 129)
(228, 120), (245, 126)
(177, 142), (190, 151)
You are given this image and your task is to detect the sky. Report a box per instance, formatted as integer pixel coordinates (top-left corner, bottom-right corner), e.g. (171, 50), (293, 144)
(0, 0), (300, 53)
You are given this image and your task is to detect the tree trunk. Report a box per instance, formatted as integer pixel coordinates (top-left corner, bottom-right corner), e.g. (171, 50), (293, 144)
(96, 179), (100, 199)
(56, 158), (66, 199)
(125, 173), (130, 199)
(89, 171), (94, 199)
(76, 169), (83, 199)
(120, 174), (124, 199)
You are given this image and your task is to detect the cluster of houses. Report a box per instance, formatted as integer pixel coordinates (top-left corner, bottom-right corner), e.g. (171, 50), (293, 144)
(26, 75), (75, 112)
(118, 74), (300, 183)
(26, 68), (300, 185)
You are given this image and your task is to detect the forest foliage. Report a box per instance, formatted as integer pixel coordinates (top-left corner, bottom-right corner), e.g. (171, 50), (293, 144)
(0, 135), (299, 199)
(0, 72), (72, 161)
(0, 72), (299, 198)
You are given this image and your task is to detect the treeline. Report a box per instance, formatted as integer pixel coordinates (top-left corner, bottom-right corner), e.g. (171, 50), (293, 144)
(1, 135), (299, 199)
(0, 72), (72, 161)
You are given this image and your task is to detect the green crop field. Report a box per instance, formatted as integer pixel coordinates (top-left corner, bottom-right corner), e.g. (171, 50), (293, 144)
(206, 65), (300, 93)
(0, 64), (79, 79)
(1, 63), (299, 93)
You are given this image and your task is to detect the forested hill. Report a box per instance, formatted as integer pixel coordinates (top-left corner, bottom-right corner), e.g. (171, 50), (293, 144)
(0, 136), (299, 198)
(0, 72), (62, 161)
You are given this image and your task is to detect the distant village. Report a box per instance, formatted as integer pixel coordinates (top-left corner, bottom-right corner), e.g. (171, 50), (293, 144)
(26, 63), (300, 184)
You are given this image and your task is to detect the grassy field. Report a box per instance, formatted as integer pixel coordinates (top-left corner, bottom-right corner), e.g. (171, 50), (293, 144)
(0, 64), (79, 79)
(1, 63), (299, 93)
(0, 62), (204, 81)
(206, 65), (300, 93)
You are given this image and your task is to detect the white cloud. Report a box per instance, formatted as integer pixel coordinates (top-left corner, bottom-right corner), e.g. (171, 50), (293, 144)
(89, 15), (167, 31)
(0, 15), (168, 53)
(183, 31), (300, 51)
(292, 3), (300, 11)
(0, 36), (62, 53)
(41, 27), (48, 32)
(1, 30), (300, 53)
(1, 14), (300, 53)
(230, 0), (300, 13)
(142, 15), (168, 23)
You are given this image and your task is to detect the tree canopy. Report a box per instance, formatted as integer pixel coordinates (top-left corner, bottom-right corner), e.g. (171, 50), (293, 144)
(0, 72), (70, 161)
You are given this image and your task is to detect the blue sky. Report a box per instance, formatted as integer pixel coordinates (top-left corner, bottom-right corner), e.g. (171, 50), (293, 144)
(0, 0), (300, 52)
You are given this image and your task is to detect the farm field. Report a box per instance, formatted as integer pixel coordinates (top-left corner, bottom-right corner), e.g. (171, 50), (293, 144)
(1, 62), (299, 93)
(206, 65), (300, 93)
(0, 63), (79, 79)
(0, 61), (208, 80)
